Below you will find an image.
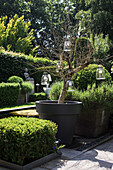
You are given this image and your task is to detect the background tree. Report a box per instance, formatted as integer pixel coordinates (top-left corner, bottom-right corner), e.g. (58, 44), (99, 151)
(0, 0), (48, 50)
(0, 0), (30, 18)
(0, 0), (81, 55)
(75, 0), (113, 69)
(0, 14), (38, 55)
(75, 0), (113, 39)
(31, 3), (93, 103)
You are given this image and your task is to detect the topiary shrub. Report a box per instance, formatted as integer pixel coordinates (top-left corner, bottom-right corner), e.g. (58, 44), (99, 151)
(72, 64), (112, 90)
(29, 92), (47, 102)
(7, 76), (24, 85)
(7, 76), (34, 94)
(21, 81), (34, 94)
(0, 83), (20, 107)
(0, 117), (57, 165)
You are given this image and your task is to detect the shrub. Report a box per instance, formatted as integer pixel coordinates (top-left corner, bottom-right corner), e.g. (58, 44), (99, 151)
(21, 82), (34, 94)
(7, 76), (24, 85)
(49, 81), (77, 101)
(71, 83), (113, 111)
(29, 92), (47, 102)
(7, 76), (34, 94)
(72, 64), (112, 90)
(49, 81), (113, 113)
(49, 82), (63, 100)
(0, 83), (20, 107)
(0, 117), (57, 165)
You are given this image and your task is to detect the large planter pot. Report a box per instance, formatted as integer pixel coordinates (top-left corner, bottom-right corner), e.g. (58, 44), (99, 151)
(36, 100), (82, 145)
(75, 107), (110, 138)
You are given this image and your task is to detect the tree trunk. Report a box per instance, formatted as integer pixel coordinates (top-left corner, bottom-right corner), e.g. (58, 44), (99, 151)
(58, 80), (68, 104)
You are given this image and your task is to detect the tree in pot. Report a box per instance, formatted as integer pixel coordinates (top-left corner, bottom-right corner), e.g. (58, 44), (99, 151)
(35, 2), (93, 145)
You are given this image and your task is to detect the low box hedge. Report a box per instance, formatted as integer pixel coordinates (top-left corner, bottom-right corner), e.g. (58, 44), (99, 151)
(0, 117), (57, 165)
(0, 83), (20, 107)
(29, 92), (48, 102)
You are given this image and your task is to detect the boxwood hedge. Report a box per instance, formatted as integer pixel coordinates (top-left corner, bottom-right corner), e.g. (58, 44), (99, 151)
(0, 117), (57, 165)
(0, 83), (20, 107)
(7, 76), (24, 85)
(7, 76), (34, 94)
(29, 92), (48, 102)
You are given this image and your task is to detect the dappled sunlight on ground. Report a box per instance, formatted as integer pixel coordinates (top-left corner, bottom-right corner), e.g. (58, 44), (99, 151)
(11, 109), (39, 117)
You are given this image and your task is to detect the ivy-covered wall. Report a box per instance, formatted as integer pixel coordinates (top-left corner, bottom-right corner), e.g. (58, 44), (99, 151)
(0, 50), (57, 88)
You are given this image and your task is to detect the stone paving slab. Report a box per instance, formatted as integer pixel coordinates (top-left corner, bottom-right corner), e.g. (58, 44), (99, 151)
(0, 139), (113, 170)
(34, 138), (113, 170)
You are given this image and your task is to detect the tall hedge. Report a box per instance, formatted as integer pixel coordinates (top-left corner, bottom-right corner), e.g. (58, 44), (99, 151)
(0, 49), (56, 85)
(0, 83), (20, 107)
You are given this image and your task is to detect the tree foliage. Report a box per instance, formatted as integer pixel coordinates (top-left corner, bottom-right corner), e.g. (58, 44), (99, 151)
(0, 0), (30, 18)
(89, 33), (112, 68)
(0, 0), (78, 53)
(0, 14), (38, 55)
(75, 0), (113, 40)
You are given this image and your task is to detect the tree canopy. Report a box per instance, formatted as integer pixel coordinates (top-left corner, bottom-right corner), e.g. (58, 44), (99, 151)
(75, 0), (113, 40)
(0, 0), (113, 67)
(0, 14), (38, 55)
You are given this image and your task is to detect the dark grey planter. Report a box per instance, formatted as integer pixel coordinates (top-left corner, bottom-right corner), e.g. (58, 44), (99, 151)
(0, 152), (61, 170)
(75, 107), (110, 137)
(36, 100), (82, 145)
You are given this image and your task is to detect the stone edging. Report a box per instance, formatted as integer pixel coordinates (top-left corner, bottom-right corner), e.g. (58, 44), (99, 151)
(0, 151), (62, 170)
(0, 105), (36, 113)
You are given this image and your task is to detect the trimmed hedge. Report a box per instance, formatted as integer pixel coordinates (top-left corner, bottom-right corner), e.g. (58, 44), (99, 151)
(0, 49), (57, 85)
(7, 76), (34, 94)
(72, 64), (112, 90)
(29, 92), (48, 102)
(0, 83), (20, 107)
(7, 76), (24, 85)
(0, 117), (57, 165)
(21, 81), (34, 94)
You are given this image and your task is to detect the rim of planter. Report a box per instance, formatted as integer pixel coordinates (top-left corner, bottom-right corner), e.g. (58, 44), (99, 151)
(36, 100), (82, 105)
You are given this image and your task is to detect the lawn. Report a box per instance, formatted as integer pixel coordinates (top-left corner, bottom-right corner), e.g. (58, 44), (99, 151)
(0, 102), (35, 110)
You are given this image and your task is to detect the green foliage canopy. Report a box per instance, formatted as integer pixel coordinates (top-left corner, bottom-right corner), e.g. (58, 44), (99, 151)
(75, 0), (113, 43)
(0, 14), (37, 55)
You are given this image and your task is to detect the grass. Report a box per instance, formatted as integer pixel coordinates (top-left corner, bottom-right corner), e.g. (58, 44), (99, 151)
(0, 102), (35, 110)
